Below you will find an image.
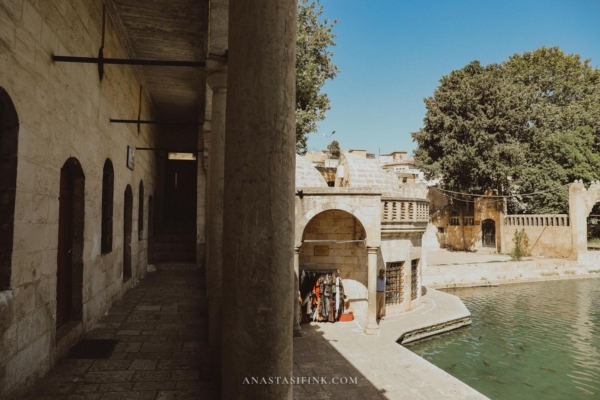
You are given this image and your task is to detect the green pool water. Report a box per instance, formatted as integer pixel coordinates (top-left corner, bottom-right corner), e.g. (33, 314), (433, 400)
(406, 279), (600, 399)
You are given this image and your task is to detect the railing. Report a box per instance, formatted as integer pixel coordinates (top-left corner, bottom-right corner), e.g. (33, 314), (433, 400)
(449, 216), (474, 226)
(381, 199), (429, 223)
(505, 214), (570, 227)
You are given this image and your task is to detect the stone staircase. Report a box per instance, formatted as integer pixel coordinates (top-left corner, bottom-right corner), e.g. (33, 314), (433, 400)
(151, 225), (196, 264)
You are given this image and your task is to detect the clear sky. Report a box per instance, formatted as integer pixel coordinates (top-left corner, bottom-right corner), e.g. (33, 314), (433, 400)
(306, 0), (600, 156)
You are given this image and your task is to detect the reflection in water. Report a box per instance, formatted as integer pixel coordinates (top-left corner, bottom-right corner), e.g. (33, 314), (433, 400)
(406, 279), (600, 400)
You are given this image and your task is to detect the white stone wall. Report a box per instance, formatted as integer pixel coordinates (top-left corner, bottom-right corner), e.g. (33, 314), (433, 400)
(0, 1), (158, 396)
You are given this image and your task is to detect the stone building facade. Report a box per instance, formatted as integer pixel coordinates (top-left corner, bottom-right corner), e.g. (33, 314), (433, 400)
(424, 187), (574, 258)
(295, 153), (430, 335)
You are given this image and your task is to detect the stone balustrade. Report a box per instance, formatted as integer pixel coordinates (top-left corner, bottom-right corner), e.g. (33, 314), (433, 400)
(505, 214), (570, 227)
(381, 198), (429, 223)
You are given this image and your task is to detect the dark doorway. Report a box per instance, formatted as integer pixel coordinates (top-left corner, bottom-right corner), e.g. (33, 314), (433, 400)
(164, 159), (197, 226)
(482, 219), (496, 248)
(123, 185), (133, 281)
(148, 195), (154, 263)
(0, 87), (19, 290)
(57, 158), (85, 329)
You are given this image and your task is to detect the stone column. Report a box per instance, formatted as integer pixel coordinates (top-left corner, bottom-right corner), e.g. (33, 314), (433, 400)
(206, 69), (227, 375)
(569, 181), (587, 258)
(294, 246), (301, 334)
(197, 124), (208, 269)
(364, 246), (380, 335)
(222, 0), (297, 398)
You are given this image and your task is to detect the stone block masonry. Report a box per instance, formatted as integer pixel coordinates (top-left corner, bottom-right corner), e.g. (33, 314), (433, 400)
(0, 0), (158, 397)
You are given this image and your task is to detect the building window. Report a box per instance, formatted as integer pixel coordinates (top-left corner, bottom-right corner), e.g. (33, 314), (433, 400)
(385, 262), (404, 305)
(411, 259), (419, 300)
(402, 177), (408, 183)
(101, 159), (114, 254)
(438, 227), (444, 234)
(138, 180), (144, 240)
(327, 181), (335, 187)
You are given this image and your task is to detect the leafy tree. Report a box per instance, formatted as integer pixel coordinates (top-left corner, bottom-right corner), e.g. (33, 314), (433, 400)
(296, 0), (339, 155)
(413, 46), (600, 213)
(327, 140), (340, 159)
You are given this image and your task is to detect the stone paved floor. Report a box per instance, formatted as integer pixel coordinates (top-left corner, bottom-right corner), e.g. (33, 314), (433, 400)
(20, 269), (217, 400)
(22, 270), (486, 400)
(292, 291), (488, 400)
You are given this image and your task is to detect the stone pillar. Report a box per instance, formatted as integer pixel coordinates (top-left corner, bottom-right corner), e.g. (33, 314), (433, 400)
(294, 246), (301, 334)
(222, 0), (297, 398)
(197, 125), (208, 269)
(206, 69), (227, 375)
(569, 181), (588, 258)
(203, 120), (212, 264)
(364, 246), (380, 335)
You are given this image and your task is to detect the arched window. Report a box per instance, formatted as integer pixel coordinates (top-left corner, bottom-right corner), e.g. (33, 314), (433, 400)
(138, 180), (144, 240)
(101, 159), (114, 254)
(0, 88), (19, 290)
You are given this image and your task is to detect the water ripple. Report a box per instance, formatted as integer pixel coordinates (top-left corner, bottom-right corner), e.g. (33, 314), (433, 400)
(406, 278), (600, 400)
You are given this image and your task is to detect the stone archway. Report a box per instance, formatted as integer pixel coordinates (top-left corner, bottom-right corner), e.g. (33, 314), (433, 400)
(300, 209), (369, 316)
(0, 87), (19, 291)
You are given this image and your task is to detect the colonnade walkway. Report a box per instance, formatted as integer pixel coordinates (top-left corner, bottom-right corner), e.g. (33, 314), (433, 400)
(20, 270), (487, 399)
(20, 269), (217, 400)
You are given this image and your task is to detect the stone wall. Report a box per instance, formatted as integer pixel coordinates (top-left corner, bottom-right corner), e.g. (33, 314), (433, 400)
(503, 215), (572, 258)
(423, 258), (599, 289)
(379, 234), (423, 313)
(0, 0), (157, 396)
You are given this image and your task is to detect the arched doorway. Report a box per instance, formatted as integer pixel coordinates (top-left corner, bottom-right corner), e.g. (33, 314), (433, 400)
(482, 219), (496, 248)
(123, 185), (133, 281)
(148, 195), (154, 263)
(299, 209), (368, 316)
(0, 87), (19, 291)
(57, 158), (85, 329)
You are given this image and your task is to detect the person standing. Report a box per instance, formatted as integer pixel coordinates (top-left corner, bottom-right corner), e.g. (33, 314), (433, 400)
(376, 268), (386, 320)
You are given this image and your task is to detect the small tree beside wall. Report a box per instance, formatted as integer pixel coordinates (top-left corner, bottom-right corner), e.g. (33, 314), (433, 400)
(511, 229), (531, 261)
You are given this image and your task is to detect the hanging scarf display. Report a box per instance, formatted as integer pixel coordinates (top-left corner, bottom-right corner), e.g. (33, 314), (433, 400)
(300, 270), (346, 323)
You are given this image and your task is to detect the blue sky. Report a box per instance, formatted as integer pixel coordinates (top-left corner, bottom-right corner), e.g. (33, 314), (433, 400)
(306, 0), (600, 156)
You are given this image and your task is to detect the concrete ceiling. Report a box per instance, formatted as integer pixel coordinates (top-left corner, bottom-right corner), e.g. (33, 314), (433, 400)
(109, 0), (208, 122)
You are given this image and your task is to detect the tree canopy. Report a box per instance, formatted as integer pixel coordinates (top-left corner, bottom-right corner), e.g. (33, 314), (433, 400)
(296, 0), (339, 155)
(412, 46), (600, 213)
(327, 140), (340, 159)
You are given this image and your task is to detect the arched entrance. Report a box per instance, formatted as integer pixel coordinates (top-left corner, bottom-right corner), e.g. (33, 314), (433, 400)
(0, 88), (19, 290)
(57, 158), (85, 329)
(482, 219), (496, 248)
(148, 195), (154, 263)
(123, 185), (133, 281)
(300, 209), (368, 316)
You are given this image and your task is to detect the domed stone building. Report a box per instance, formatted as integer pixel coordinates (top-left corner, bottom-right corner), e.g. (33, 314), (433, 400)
(294, 152), (429, 334)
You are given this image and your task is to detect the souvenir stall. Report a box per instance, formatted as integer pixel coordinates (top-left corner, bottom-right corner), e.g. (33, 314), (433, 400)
(299, 269), (349, 323)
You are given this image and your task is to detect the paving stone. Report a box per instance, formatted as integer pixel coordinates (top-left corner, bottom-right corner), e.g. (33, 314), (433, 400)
(100, 392), (156, 400)
(84, 371), (135, 384)
(97, 383), (134, 393)
(133, 381), (177, 391)
(128, 360), (158, 371)
(89, 360), (133, 372)
(133, 370), (171, 382)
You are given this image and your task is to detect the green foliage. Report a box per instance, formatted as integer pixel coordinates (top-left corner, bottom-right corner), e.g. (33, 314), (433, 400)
(511, 229), (530, 261)
(296, 0), (339, 155)
(413, 46), (600, 213)
(327, 140), (340, 159)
